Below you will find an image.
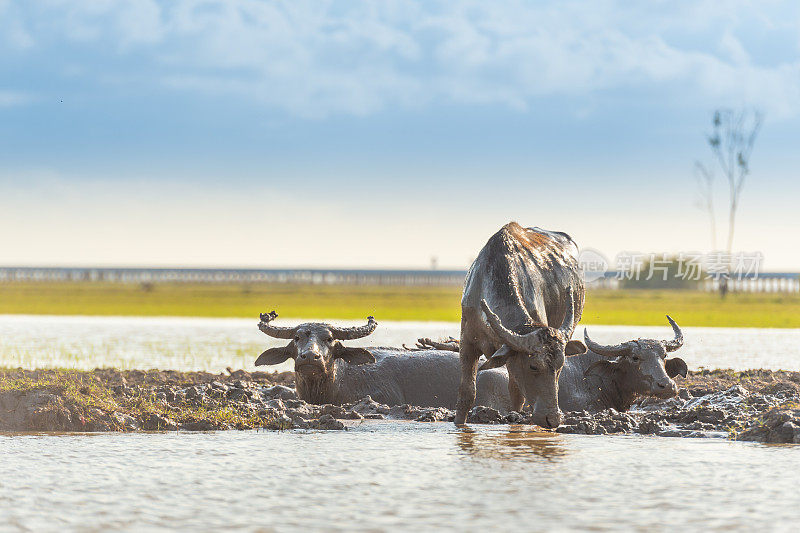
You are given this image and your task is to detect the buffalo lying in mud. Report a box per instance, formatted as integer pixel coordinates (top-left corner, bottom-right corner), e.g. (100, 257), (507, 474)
(254, 311), (508, 408)
(418, 316), (689, 413)
(455, 222), (587, 428)
(565, 316), (688, 412)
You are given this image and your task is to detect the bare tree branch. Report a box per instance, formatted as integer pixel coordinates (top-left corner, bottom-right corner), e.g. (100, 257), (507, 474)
(693, 161), (716, 249)
(703, 108), (762, 254)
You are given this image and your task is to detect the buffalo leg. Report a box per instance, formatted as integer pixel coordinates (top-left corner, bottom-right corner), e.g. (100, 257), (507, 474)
(455, 341), (481, 425)
(508, 375), (525, 412)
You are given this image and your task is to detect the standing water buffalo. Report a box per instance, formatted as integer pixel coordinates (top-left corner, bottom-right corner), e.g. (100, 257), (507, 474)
(254, 311), (508, 407)
(455, 222), (587, 428)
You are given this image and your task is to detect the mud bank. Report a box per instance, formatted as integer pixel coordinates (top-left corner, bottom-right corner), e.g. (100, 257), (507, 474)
(1, 368), (798, 443)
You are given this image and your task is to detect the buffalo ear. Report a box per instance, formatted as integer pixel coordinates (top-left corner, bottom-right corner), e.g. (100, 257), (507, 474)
(255, 344), (295, 366)
(665, 357), (688, 378)
(565, 340), (587, 356)
(334, 345), (376, 366)
(478, 345), (512, 372)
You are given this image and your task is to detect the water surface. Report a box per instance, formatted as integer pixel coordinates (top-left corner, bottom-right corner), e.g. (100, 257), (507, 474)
(1, 423), (798, 531)
(3, 316), (798, 531)
(0, 315), (797, 372)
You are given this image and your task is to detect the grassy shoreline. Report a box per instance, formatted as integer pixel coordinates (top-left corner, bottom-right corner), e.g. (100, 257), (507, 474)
(0, 282), (798, 328)
(0, 367), (293, 432)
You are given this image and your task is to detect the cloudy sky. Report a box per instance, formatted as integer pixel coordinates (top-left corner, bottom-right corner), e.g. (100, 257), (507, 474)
(1, 0), (799, 270)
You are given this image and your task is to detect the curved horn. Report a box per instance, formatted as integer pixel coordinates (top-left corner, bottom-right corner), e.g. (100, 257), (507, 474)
(559, 289), (576, 334)
(330, 316), (378, 340)
(583, 328), (632, 358)
(480, 300), (534, 352)
(663, 315), (684, 352)
(257, 311), (297, 339)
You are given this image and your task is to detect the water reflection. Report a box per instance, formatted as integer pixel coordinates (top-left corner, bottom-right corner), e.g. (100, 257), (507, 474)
(454, 425), (568, 461)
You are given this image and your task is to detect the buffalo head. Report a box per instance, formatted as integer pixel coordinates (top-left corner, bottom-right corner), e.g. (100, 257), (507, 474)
(477, 291), (587, 428)
(583, 315), (687, 399)
(254, 311), (377, 380)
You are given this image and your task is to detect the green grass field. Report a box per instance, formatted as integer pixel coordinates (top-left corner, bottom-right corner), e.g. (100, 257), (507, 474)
(0, 282), (798, 328)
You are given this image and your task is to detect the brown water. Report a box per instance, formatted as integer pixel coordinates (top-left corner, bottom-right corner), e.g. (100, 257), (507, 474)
(2, 422), (799, 531)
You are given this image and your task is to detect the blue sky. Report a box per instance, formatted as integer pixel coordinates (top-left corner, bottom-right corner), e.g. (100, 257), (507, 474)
(1, 0), (799, 269)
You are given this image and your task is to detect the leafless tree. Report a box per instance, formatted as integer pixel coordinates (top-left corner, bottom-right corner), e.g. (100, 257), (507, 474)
(695, 108), (763, 298)
(706, 108), (763, 253)
(693, 161), (717, 249)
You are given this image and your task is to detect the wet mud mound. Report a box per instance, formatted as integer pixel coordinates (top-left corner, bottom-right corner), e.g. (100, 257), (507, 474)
(355, 370), (800, 443)
(463, 370), (800, 443)
(1, 368), (798, 443)
(0, 368), (456, 432)
(556, 384), (800, 443)
(0, 368), (294, 432)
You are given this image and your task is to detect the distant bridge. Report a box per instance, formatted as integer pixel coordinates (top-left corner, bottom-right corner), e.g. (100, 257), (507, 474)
(0, 267), (797, 292)
(0, 267), (468, 286)
(585, 271), (800, 293)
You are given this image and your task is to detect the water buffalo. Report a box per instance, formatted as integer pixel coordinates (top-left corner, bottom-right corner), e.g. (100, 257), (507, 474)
(455, 222), (587, 428)
(420, 315), (688, 413)
(561, 317), (688, 412)
(254, 311), (508, 407)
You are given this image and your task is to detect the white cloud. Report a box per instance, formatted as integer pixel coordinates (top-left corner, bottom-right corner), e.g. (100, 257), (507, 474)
(719, 30), (750, 65)
(0, 90), (34, 107)
(0, 0), (34, 49)
(4, 0), (800, 117)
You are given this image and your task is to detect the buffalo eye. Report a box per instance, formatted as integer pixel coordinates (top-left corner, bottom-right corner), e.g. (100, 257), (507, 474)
(529, 364), (540, 372)
(294, 335), (300, 342)
(632, 355), (640, 363)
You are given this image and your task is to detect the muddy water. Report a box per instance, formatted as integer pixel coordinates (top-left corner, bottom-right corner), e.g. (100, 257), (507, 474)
(1, 422), (798, 531)
(0, 314), (798, 372)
